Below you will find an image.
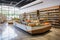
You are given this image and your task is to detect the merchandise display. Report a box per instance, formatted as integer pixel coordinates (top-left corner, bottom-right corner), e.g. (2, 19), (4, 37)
(12, 18), (20, 22)
(14, 22), (51, 34)
(13, 5), (60, 34)
(13, 9), (52, 34)
(8, 18), (20, 24)
(39, 5), (60, 26)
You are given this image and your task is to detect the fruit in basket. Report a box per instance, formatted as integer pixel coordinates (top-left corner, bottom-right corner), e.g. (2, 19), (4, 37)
(28, 23), (35, 27)
(44, 22), (49, 25)
(35, 23), (39, 26)
(33, 20), (39, 23)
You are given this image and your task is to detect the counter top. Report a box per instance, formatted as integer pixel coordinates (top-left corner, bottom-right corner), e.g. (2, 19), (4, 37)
(14, 22), (51, 31)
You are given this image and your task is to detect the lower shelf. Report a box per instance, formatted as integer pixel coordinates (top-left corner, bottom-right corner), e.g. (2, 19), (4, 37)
(27, 26), (51, 34)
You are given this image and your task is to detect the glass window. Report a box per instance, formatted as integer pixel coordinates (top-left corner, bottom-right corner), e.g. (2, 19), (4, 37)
(2, 6), (8, 10)
(2, 10), (8, 14)
(0, 5), (20, 19)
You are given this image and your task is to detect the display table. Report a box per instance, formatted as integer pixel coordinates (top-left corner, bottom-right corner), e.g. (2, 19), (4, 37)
(13, 22), (51, 34)
(7, 20), (13, 24)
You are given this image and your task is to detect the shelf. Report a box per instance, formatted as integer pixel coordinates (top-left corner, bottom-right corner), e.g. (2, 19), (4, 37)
(39, 5), (60, 25)
(19, 5), (60, 26)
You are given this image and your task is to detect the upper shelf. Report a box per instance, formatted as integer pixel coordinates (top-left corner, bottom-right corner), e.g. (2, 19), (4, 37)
(39, 5), (60, 12)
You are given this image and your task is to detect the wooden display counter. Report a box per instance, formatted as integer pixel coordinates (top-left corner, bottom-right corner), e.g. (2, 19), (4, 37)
(13, 22), (51, 34)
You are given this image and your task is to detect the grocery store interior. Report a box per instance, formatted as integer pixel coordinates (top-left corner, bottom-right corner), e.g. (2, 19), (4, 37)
(0, 0), (60, 40)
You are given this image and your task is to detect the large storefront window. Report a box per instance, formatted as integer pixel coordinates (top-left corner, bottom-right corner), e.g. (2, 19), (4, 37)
(0, 5), (20, 20)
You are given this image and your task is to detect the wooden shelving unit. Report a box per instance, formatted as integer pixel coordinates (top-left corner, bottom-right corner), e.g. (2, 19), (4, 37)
(39, 5), (60, 26)
(20, 10), (40, 21)
(19, 5), (60, 26)
(27, 11), (38, 20)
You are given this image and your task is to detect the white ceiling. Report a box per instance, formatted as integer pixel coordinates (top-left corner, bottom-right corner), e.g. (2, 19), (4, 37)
(20, 0), (43, 9)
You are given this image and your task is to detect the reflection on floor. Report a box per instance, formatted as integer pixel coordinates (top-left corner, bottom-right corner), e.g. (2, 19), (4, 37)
(0, 23), (17, 40)
(0, 23), (60, 40)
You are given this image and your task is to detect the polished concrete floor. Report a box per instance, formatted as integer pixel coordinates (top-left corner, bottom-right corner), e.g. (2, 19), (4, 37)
(0, 23), (60, 40)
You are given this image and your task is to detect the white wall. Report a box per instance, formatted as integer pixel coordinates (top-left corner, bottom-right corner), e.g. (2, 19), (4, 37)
(19, 0), (60, 13)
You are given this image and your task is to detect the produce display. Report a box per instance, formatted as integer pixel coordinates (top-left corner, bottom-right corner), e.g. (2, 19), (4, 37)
(13, 10), (51, 34)
(12, 18), (20, 20)
(12, 18), (20, 22)
(13, 5), (60, 34)
(28, 23), (36, 27)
